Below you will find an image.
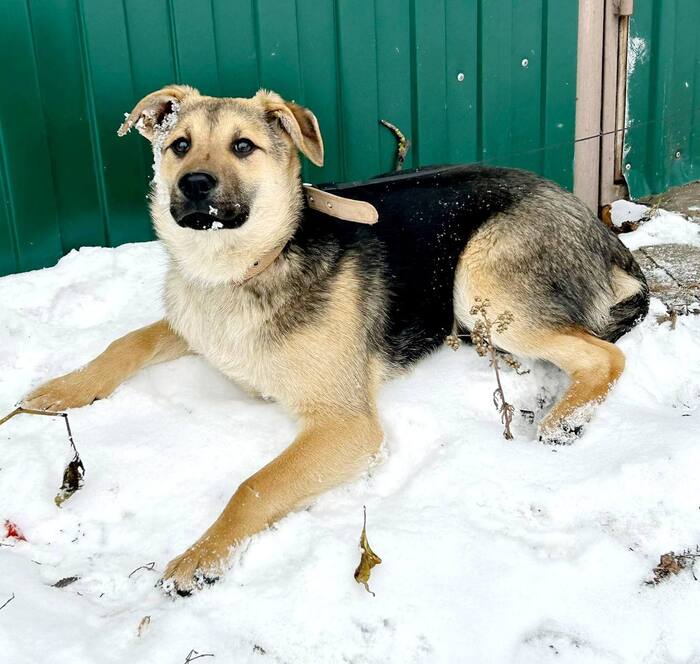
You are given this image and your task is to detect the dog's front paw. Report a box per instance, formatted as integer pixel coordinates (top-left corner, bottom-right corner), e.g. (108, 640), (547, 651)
(23, 371), (114, 411)
(161, 539), (230, 596)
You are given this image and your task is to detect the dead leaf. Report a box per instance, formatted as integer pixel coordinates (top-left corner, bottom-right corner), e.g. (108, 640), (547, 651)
(354, 506), (381, 596)
(601, 205), (613, 229)
(650, 552), (686, 584)
(52, 576), (80, 588)
(55, 455), (85, 507)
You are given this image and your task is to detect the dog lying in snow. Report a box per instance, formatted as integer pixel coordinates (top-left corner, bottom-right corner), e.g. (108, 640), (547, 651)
(24, 86), (649, 594)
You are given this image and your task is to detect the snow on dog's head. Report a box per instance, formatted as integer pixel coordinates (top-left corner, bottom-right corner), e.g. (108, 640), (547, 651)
(118, 86), (324, 285)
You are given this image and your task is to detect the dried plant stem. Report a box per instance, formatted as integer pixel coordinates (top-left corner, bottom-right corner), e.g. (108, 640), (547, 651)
(1, 406), (85, 506)
(184, 650), (215, 662)
(467, 298), (516, 440)
(128, 562), (156, 578)
(0, 407), (79, 457)
(0, 593), (15, 611)
(483, 323), (514, 440)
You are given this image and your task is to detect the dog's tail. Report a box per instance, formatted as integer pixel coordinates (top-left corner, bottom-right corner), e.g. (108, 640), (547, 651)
(600, 238), (650, 343)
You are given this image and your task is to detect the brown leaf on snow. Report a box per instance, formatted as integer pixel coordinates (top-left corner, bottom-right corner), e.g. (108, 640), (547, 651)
(650, 552), (688, 584)
(354, 506), (382, 596)
(54, 455), (85, 507)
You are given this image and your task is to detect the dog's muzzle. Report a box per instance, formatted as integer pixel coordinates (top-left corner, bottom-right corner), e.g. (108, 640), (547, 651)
(174, 207), (249, 231)
(173, 171), (249, 230)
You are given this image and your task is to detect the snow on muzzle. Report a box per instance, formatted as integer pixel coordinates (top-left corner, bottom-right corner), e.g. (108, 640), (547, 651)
(174, 204), (250, 231)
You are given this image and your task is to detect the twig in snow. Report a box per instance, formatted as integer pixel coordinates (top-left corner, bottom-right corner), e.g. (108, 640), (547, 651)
(0, 593), (15, 611)
(184, 650), (215, 662)
(0, 407), (78, 455)
(0, 406), (85, 506)
(128, 561), (156, 578)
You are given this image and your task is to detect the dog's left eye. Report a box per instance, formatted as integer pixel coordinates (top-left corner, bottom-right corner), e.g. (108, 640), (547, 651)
(232, 138), (256, 156)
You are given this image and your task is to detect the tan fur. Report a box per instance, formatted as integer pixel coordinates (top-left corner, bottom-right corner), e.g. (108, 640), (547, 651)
(164, 409), (382, 585)
(151, 95), (306, 286)
(24, 320), (189, 411)
(611, 264), (645, 303)
(535, 331), (625, 436)
(454, 240), (626, 439)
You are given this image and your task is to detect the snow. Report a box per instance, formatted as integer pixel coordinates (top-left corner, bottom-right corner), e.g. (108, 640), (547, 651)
(610, 199), (649, 225)
(1, 212), (700, 663)
(151, 102), (180, 194)
(612, 203), (700, 251)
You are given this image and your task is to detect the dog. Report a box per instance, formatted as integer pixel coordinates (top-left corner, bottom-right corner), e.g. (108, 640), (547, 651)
(23, 85), (649, 594)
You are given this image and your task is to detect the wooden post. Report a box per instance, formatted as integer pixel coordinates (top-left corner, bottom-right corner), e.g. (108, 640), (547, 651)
(574, 0), (605, 213)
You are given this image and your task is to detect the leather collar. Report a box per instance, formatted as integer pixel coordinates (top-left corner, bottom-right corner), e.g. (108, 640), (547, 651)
(240, 184), (379, 283)
(302, 184), (378, 224)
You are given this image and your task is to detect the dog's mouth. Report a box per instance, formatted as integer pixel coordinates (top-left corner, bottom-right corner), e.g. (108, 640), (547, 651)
(174, 206), (249, 231)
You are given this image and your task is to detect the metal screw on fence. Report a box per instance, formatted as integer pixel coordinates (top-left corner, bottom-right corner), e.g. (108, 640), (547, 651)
(457, 72), (465, 82)
(521, 58), (529, 68)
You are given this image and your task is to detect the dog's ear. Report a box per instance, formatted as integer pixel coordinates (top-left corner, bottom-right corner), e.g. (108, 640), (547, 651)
(256, 90), (324, 167)
(117, 85), (199, 141)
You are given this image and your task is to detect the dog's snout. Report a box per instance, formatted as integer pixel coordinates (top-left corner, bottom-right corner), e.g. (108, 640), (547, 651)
(178, 172), (217, 202)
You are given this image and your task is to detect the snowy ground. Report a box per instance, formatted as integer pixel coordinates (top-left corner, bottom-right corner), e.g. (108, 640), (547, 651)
(1, 207), (700, 664)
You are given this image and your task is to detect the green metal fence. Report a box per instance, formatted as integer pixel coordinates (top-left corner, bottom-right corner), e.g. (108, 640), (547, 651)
(0, 0), (578, 276)
(624, 0), (700, 199)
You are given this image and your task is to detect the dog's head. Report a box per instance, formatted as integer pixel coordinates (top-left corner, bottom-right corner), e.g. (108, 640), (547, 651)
(119, 86), (323, 284)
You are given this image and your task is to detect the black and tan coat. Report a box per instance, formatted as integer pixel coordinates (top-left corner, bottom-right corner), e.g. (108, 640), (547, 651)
(24, 86), (649, 594)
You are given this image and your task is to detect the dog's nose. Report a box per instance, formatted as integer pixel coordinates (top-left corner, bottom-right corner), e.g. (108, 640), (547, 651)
(178, 172), (217, 202)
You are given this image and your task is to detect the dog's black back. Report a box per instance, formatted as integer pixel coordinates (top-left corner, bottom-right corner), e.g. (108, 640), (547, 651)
(290, 166), (530, 366)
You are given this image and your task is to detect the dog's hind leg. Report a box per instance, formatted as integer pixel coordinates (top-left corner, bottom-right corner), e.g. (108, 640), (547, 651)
(23, 319), (190, 411)
(454, 249), (626, 443)
(469, 321), (625, 444)
(162, 408), (383, 595)
(525, 330), (625, 443)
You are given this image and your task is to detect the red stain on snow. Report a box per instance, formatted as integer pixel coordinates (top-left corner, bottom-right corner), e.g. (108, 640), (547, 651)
(3, 520), (27, 541)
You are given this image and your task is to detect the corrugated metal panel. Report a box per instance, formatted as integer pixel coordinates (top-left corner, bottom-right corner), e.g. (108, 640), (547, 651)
(624, 0), (700, 199)
(0, 0), (578, 276)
